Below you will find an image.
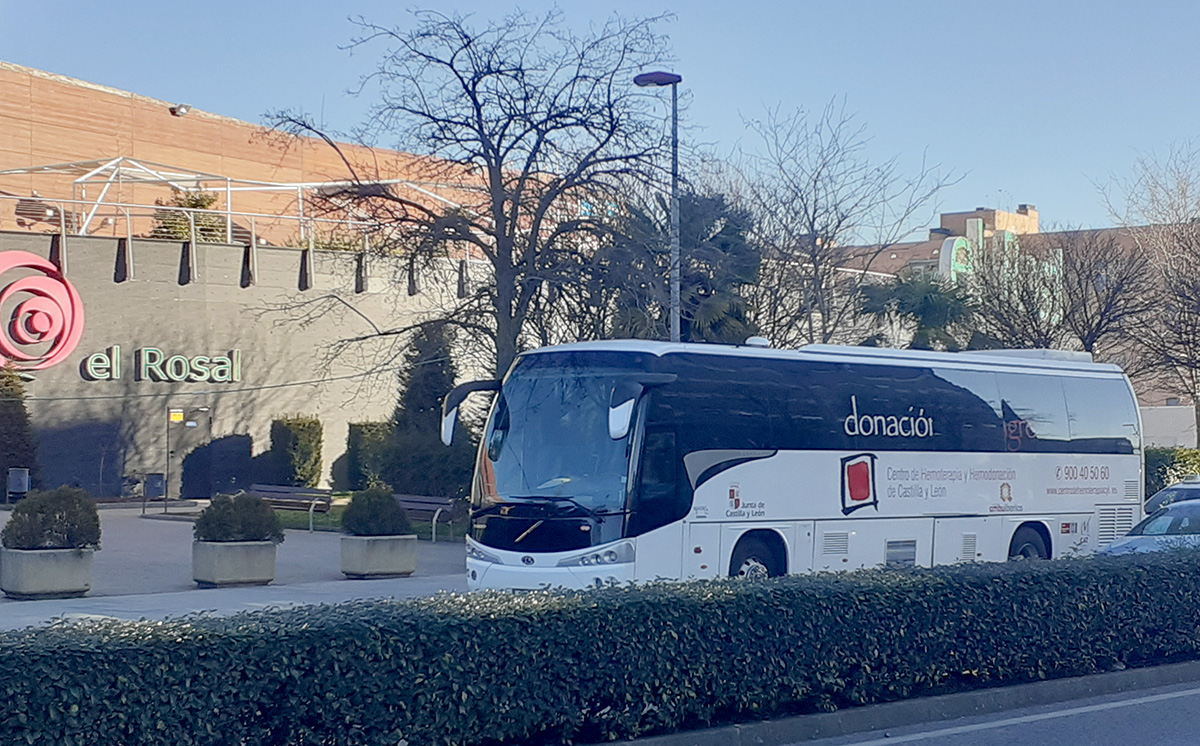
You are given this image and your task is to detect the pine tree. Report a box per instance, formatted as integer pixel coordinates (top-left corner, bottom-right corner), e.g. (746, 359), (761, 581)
(383, 324), (476, 498)
(0, 366), (39, 488)
(392, 323), (458, 433)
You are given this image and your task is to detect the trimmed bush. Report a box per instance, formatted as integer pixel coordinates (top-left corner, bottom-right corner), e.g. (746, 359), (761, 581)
(267, 415), (322, 487)
(342, 487), (411, 536)
(0, 486), (99, 550)
(1145, 446), (1200, 496)
(6, 552), (1200, 744)
(345, 422), (390, 490)
(194, 494), (284, 544)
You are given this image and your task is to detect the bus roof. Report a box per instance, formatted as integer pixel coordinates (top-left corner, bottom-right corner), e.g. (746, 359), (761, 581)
(520, 340), (1127, 376)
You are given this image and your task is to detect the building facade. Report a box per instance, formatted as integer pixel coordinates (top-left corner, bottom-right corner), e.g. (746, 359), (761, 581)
(0, 61), (473, 496)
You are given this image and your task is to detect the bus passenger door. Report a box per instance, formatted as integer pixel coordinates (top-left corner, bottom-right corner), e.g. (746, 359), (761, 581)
(633, 523), (684, 581)
(631, 428), (686, 581)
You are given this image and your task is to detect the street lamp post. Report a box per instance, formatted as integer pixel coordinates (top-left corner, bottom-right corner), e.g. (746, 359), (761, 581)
(164, 405), (210, 513)
(634, 70), (683, 343)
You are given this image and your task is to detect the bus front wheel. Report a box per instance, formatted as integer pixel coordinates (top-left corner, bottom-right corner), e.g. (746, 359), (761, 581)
(1008, 526), (1048, 561)
(730, 537), (783, 579)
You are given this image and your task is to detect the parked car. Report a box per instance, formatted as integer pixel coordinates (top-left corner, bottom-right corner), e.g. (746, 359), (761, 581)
(1144, 475), (1200, 513)
(1101, 501), (1200, 555)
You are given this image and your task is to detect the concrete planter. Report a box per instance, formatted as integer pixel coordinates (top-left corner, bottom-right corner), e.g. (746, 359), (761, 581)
(192, 540), (276, 588)
(0, 547), (94, 600)
(341, 535), (418, 578)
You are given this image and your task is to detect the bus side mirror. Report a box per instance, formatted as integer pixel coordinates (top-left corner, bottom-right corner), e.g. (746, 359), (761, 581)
(441, 379), (501, 446)
(609, 380), (643, 440)
(609, 374), (677, 440)
(441, 409), (458, 447)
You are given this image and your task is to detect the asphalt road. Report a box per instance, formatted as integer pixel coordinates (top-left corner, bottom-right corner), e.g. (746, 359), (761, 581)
(802, 680), (1200, 746)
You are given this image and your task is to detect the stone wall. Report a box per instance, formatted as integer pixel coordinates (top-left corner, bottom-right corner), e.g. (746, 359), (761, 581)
(0, 230), (455, 497)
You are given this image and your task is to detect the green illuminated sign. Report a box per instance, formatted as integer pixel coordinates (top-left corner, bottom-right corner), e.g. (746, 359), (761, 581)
(83, 346), (242, 383)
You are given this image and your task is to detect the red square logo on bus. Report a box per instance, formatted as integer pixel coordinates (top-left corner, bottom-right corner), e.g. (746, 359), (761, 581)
(841, 453), (878, 515)
(847, 462), (871, 501)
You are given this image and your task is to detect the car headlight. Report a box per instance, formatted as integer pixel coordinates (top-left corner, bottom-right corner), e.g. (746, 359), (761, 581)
(557, 543), (634, 567)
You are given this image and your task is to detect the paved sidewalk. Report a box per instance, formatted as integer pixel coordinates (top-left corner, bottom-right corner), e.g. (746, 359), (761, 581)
(0, 505), (466, 631)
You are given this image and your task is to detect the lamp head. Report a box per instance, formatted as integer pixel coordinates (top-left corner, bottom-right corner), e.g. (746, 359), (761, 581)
(634, 71), (682, 87)
(169, 103), (191, 117)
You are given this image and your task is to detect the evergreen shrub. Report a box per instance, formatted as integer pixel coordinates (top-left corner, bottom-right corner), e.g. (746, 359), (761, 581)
(342, 487), (411, 536)
(345, 422), (390, 490)
(0, 486), (99, 550)
(194, 494), (284, 543)
(267, 416), (322, 487)
(4, 552), (1200, 745)
(383, 323), (475, 499)
(0, 365), (38, 488)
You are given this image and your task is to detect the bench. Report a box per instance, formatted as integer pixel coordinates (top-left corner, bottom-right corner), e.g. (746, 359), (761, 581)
(247, 484), (334, 532)
(394, 494), (457, 542)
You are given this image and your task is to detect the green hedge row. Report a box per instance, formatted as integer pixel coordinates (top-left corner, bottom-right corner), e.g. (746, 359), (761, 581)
(1145, 446), (1200, 496)
(5, 552), (1200, 745)
(266, 415), (323, 487)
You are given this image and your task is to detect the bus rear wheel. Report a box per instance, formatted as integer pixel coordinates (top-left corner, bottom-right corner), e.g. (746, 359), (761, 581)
(730, 537), (783, 579)
(1008, 526), (1048, 561)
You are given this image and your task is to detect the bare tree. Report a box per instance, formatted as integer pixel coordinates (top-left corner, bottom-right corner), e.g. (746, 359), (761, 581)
(739, 101), (954, 348)
(969, 228), (1155, 354)
(1104, 143), (1200, 429)
(1054, 229), (1157, 354)
(969, 234), (1068, 349)
(277, 9), (671, 377)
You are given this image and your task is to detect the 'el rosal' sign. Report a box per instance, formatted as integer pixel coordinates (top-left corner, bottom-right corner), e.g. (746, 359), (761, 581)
(0, 250), (243, 383)
(83, 346), (243, 383)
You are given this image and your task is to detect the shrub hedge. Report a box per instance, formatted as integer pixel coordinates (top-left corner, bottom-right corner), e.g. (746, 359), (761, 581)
(5, 551), (1200, 745)
(267, 415), (323, 487)
(1145, 446), (1200, 496)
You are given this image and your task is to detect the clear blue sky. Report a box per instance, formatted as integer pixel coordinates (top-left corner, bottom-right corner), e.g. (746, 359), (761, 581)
(2, 0), (1196, 230)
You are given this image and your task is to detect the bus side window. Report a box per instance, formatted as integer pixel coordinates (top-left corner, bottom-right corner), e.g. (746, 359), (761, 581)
(996, 373), (1070, 452)
(1063, 377), (1137, 453)
(630, 430), (683, 535)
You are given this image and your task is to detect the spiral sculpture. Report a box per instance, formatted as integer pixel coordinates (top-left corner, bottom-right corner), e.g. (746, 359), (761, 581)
(0, 251), (84, 370)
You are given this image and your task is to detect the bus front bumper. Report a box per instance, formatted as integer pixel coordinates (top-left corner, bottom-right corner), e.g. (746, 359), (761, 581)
(466, 538), (635, 590)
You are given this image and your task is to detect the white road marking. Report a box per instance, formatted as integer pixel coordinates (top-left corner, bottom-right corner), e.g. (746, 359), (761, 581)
(838, 683), (1200, 745)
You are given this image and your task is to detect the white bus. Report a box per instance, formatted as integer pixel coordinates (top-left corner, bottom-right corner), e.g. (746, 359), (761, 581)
(441, 340), (1143, 590)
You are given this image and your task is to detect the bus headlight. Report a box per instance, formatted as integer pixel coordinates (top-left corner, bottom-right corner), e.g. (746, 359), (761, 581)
(557, 543), (634, 567)
(466, 542), (501, 564)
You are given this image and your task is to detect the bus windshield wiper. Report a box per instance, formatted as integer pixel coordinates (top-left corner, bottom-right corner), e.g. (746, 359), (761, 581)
(471, 496), (627, 522)
(468, 504), (509, 519)
(511, 495), (613, 522)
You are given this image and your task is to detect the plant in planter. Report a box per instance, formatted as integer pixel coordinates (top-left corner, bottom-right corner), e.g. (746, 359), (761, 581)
(192, 493), (284, 588)
(340, 486), (417, 578)
(0, 486), (100, 599)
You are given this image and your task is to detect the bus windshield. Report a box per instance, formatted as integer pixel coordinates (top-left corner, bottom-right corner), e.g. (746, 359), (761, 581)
(473, 353), (648, 546)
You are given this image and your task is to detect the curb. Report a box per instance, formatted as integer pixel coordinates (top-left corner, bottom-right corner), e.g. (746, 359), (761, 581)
(140, 512), (200, 523)
(0, 501), (201, 512)
(617, 660), (1200, 746)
